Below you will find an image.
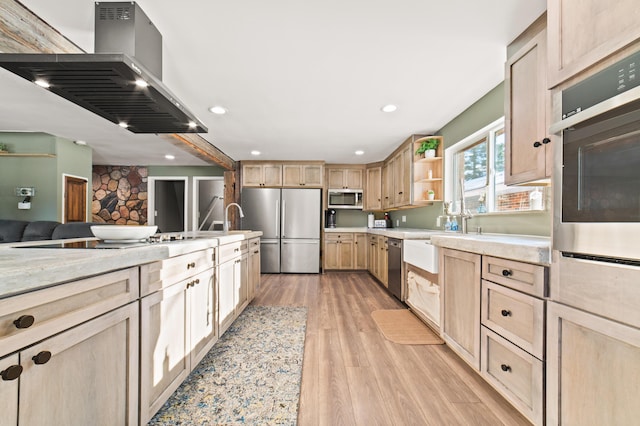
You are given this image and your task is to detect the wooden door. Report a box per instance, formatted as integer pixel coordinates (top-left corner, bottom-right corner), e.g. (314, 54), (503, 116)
(282, 165), (302, 187)
(218, 258), (237, 336)
(345, 169), (363, 189)
(0, 354), (18, 426)
(547, 302), (640, 425)
(365, 167), (382, 211)
(242, 164), (264, 187)
(505, 29), (549, 185)
(303, 165), (323, 187)
(354, 233), (367, 270)
(378, 236), (388, 286)
(441, 248), (482, 370)
(237, 251), (249, 313)
(398, 146), (412, 205)
(64, 176), (87, 222)
(323, 240), (340, 270)
(327, 169), (345, 189)
(249, 241), (261, 298)
(262, 164), (283, 186)
(140, 283), (189, 423)
(339, 239), (354, 269)
(368, 237), (378, 277)
(20, 304), (138, 426)
(381, 162), (391, 209)
(189, 269), (217, 368)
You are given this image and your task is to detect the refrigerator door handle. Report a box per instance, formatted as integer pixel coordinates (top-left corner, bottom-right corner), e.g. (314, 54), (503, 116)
(282, 200), (286, 238)
(275, 199), (279, 238)
(282, 240), (319, 244)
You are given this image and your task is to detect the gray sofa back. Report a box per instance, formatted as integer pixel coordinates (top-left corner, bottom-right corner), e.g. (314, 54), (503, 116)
(0, 220), (101, 243)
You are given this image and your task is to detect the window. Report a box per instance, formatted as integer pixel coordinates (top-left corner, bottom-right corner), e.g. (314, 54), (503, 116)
(445, 118), (546, 214)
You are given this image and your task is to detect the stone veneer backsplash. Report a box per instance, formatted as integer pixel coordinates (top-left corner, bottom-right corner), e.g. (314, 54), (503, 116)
(92, 166), (148, 225)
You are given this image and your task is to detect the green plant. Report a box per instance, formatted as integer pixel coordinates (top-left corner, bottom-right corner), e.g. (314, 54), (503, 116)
(415, 138), (440, 155)
(0, 143), (7, 152)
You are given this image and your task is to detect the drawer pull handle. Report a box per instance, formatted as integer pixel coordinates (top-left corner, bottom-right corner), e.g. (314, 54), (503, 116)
(253, 250), (259, 254)
(500, 364), (511, 372)
(542, 137), (551, 144)
(533, 141), (542, 148)
(1, 365), (23, 381)
(501, 269), (513, 277)
(32, 351), (52, 365)
(501, 309), (512, 317)
(187, 262), (196, 269)
(13, 315), (35, 329)
(234, 248), (240, 252)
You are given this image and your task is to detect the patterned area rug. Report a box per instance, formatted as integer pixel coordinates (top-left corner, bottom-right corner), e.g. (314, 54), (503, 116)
(149, 305), (308, 425)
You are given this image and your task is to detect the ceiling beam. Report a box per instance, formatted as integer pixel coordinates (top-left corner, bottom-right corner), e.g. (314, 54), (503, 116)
(0, 0), (237, 170)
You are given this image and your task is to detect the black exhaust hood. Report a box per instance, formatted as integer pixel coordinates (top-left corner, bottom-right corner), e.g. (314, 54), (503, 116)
(0, 52), (207, 134)
(0, 2), (207, 134)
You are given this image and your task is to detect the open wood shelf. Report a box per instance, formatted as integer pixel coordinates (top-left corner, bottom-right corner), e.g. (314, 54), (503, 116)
(0, 152), (56, 158)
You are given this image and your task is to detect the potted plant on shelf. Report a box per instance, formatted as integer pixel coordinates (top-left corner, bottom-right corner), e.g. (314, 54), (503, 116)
(415, 138), (440, 158)
(0, 143), (7, 153)
(427, 189), (435, 200)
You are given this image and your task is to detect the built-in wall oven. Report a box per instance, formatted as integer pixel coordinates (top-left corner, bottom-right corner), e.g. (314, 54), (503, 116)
(554, 49), (640, 261)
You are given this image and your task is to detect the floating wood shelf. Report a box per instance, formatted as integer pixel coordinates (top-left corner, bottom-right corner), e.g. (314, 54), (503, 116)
(415, 178), (443, 184)
(415, 156), (443, 163)
(0, 152), (56, 158)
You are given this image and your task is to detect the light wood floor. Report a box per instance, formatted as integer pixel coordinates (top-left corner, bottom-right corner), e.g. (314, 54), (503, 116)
(251, 271), (531, 426)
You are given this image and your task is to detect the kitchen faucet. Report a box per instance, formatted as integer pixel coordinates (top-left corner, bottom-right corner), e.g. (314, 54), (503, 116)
(224, 203), (245, 232)
(458, 177), (473, 234)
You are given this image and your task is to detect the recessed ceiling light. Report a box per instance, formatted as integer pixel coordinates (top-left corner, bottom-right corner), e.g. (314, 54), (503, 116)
(34, 79), (50, 88)
(355, 150), (364, 155)
(251, 150), (261, 156)
(118, 122), (128, 128)
(208, 106), (227, 115)
(188, 121), (197, 128)
(135, 79), (149, 88)
(381, 104), (397, 113)
(74, 140), (87, 146)
(165, 154), (175, 160)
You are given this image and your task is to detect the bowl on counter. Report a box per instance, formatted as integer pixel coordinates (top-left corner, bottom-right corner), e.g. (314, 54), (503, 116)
(90, 225), (158, 242)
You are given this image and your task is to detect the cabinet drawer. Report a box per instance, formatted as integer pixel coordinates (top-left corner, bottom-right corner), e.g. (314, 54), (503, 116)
(248, 237), (260, 250)
(481, 280), (544, 359)
(141, 249), (213, 296)
(0, 267), (139, 357)
(219, 242), (242, 264)
(481, 327), (544, 426)
(325, 233), (353, 241)
(482, 256), (546, 297)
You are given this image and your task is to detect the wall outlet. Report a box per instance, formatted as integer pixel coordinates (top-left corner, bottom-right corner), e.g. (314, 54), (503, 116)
(402, 215), (407, 222)
(15, 187), (35, 197)
(18, 202), (31, 210)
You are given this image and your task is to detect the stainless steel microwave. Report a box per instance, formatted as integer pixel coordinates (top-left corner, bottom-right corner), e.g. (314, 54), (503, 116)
(327, 189), (363, 209)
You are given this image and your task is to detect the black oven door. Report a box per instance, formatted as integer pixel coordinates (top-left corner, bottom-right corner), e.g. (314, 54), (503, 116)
(562, 104), (640, 223)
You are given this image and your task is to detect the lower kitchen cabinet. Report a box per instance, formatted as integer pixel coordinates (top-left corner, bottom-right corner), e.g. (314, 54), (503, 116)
(189, 270), (218, 368)
(217, 240), (250, 336)
(441, 248), (481, 370)
(547, 301), (640, 425)
(368, 235), (378, 277)
(248, 237), (261, 299)
(353, 233), (367, 270)
(9, 303), (139, 426)
(377, 236), (388, 287)
(323, 233), (354, 270)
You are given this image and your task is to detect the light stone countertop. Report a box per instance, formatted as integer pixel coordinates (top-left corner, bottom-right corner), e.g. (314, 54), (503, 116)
(0, 230), (262, 299)
(430, 233), (551, 265)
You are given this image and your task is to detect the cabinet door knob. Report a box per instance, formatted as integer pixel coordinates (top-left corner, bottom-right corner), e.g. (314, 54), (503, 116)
(501, 269), (513, 277)
(187, 262), (196, 269)
(533, 141), (542, 148)
(13, 314), (35, 329)
(501, 309), (512, 317)
(542, 137), (551, 144)
(500, 364), (511, 372)
(32, 351), (52, 365)
(1, 365), (23, 381)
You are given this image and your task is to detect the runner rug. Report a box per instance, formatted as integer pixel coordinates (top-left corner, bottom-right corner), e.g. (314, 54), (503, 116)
(371, 309), (444, 345)
(149, 305), (308, 425)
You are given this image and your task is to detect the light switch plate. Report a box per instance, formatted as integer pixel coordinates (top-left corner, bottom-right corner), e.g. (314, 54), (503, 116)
(402, 215), (406, 222)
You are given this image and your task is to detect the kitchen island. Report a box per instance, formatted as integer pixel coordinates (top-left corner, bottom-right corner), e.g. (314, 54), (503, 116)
(0, 231), (261, 425)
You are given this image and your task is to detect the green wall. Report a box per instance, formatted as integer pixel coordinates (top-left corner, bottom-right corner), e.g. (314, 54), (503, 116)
(388, 82), (551, 236)
(0, 133), (92, 222)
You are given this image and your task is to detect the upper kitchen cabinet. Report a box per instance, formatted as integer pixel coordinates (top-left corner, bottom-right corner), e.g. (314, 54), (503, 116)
(392, 144), (412, 207)
(326, 165), (364, 189)
(282, 162), (324, 188)
(547, 0), (640, 88)
(505, 24), (552, 185)
(412, 136), (443, 204)
(364, 164), (382, 211)
(242, 162), (283, 187)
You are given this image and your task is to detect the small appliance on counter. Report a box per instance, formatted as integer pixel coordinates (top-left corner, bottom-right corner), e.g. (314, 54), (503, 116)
(367, 213), (374, 228)
(325, 209), (337, 228)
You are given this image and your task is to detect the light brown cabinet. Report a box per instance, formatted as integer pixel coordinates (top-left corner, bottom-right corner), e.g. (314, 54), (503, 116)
(505, 28), (551, 185)
(326, 166), (364, 189)
(248, 237), (261, 299)
(377, 235), (388, 287)
(381, 162), (392, 210)
(547, 0), (640, 88)
(354, 233), (367, 270)
(364, 166), (382, 211)
(368, 234), (378, 277)
(547, 301), (640, 425)
(242, 163), (283, 187)
(0, 268), (140, 426)
(282, 163), (323, 187)
(441, 248), (481, 370)
(323, 233), (354, 270)
(140, 249), (215, 424)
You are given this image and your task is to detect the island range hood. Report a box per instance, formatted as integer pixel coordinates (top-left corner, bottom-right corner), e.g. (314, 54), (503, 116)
(0, 2), (207, 134)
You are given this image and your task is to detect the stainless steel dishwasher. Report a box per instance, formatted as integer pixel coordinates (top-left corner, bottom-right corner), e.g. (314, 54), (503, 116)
(387, 238), (403, 300)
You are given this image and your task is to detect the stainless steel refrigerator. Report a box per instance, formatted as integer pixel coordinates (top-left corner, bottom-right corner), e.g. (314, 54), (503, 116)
(241, 188), (321, 273)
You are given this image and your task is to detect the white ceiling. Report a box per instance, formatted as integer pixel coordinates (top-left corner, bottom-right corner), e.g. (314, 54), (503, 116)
(0, 0), (546, 166)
